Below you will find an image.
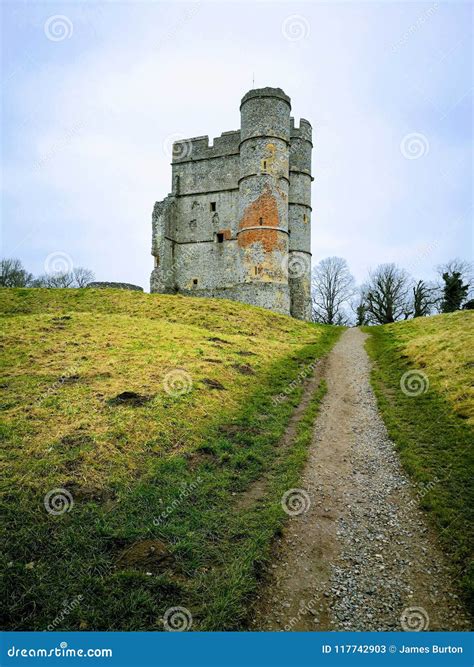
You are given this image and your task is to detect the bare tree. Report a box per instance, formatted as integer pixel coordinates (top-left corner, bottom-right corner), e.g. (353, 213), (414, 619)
(31, 275), (50, 288)
(50, 272), (76, 288)
(0, 258), (33, 287)
(365, 263), (412, 324)
(37, 271), (76, 288)
(73, 267), (95, 287)
(311, 257), (355, 325)
(412, 280), (437, 317)
(2, 258), (96, 290)
(34, 267), (95, 288)
(436, 258), (473, 286)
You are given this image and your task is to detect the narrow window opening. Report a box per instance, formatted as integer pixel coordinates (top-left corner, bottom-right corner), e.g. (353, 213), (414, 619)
(303, 213), (308, 224)
(210, 202), (217, 212)
(193, 278), (198, 286)
(259, 217), (263, 226)
(216, 233), (224, 243)
(263, 161), (267, 170)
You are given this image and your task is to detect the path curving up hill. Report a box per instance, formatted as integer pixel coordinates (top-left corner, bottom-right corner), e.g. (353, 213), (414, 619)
(252, 328), (470, 631)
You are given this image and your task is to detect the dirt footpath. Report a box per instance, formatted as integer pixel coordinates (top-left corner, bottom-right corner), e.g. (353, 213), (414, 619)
(252, 328), (470, 631)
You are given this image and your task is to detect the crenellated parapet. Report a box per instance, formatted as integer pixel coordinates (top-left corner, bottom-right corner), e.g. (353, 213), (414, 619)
(172, 131), (241, 164)
(290, 118), (313, 177)
(290, 117), (312, 143)
(150, 87), (313, 320)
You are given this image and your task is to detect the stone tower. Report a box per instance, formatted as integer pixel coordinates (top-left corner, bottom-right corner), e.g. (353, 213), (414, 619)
(150, 87), (312, 320)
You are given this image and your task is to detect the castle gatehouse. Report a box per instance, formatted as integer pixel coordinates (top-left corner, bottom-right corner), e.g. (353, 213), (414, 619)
(150, 87), (313, 320)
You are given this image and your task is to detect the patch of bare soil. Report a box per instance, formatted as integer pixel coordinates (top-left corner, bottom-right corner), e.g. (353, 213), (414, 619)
(109, 391), (152, 406)
(231, 363), (255, 375)
(251, 328), (471, 631)
(115, 539), (174, 574)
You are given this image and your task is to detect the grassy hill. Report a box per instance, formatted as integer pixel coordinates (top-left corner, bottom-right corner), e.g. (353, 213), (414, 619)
(0, 288), (341, 630)
(365, 311), (474, 610)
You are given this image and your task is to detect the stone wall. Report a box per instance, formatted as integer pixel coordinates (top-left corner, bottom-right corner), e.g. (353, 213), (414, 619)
(150, 88), (313, 320)
(87, 282), (144, 292)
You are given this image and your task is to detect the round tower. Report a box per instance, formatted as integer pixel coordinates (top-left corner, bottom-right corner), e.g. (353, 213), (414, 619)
(236, 87), (291, 315)
(288, 117), (313, 320)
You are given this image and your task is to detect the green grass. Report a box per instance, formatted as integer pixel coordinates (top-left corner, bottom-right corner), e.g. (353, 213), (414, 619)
(0, 288), (342, 630)
(364, 312), (474, 612)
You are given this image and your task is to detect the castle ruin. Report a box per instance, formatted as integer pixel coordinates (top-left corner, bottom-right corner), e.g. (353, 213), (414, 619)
(150, 87), (313, 320)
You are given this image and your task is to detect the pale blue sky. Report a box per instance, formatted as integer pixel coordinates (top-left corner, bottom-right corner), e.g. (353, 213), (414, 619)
(1, 1), (472, 289)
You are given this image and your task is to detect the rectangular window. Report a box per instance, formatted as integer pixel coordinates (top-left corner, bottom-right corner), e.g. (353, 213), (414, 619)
(259, 217), (263, 226)
(193, 278), (198, 286)
(210, 202), (217, 212)
(216, 233), (224, 243)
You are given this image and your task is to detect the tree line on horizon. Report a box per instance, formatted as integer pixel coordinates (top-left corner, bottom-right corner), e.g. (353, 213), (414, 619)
(0, 258), (95, 290)
(1, 256), (473, 326)
(311, 256), (473, 326)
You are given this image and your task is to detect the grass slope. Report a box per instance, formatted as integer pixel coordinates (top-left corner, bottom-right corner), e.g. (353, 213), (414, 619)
(365, 312), (474, 611)
(0, 288), (342, 630)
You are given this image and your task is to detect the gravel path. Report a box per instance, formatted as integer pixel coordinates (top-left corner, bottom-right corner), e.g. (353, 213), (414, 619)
(252, 328), (471, 631)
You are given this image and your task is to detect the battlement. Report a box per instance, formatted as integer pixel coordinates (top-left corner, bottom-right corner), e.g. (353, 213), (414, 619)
(290, 117), (313, 144)
(172, 130), (240, 163)
(152, 86), (313, 321)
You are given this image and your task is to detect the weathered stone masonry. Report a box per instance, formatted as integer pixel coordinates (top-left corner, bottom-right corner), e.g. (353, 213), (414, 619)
(150, 87), (313, 320)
